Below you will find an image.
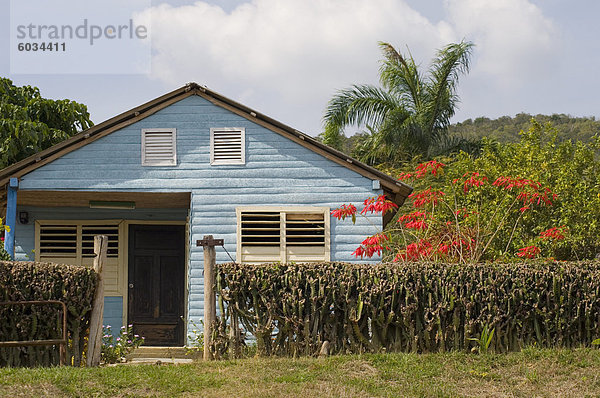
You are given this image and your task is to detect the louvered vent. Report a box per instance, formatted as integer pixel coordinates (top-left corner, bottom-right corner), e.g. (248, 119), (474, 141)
(285, 213), (325, 246)
(240, 212), (280, 246)
(210, 128), (245, 165)
(39, 225), (77, 258)
(82, 225), (119, 258)
(142, 129), (176, 166)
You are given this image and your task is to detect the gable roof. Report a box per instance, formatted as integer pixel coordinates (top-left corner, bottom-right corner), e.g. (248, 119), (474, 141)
(0, 82), (412, 204)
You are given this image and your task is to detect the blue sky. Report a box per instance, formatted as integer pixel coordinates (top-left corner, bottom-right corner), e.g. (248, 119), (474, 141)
(2, 0), (600, 137)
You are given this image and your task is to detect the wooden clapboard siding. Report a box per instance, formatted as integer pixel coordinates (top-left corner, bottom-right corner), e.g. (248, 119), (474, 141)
(16, 95), (384, 341)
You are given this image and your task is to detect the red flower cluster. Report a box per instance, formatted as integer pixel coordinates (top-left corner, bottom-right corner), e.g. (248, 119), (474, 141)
(437, 238), (473, 256)
(409, 188), (445, 208)
(398, 211), (428, 230)
(398, 160), (445, 181)
(360, 195), (398, 215)
(394, 239), (433, 261)
(516, 245), (541, 259)
(454, 208), (470, 218)
(492, 176), (541, 191)
(398, 211), (426, 222)
(516, 188), (556, 206)
(460, 172), (488, 193)
(415, 160), (445, 178)
(492, 176), (557, 208)
(331, 204), (357, 221)
(352, 233), (389, 258)
(397, 172), (413, 181)
(539, 226), (567, 240)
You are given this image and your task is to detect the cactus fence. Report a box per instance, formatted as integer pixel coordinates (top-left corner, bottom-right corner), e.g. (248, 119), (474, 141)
(0, 261), (97, 366)
(214, 261), (600, 357)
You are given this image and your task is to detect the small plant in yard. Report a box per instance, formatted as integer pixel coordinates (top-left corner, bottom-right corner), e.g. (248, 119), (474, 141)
(469, 324), (495, 354)
(101, 324), (144, 364)
(186, 319), (204, 356)
(0, 218), (12, 260)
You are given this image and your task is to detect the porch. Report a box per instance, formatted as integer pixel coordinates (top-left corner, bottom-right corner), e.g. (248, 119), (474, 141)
(6, 189), (192, 347)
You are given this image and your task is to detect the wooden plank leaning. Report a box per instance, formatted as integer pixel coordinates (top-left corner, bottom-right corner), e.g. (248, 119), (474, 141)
(87, 235), (108, 367)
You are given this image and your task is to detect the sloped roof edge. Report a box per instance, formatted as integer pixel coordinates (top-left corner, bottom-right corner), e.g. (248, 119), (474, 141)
(0, 82), (412, 200)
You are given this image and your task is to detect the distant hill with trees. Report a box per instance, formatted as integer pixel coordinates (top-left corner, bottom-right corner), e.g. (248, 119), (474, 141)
(324, 113), (600, 159)
(449, 113), (600, 144)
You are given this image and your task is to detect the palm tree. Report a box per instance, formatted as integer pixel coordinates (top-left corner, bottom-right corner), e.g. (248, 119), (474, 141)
(322, 41), (475, 166)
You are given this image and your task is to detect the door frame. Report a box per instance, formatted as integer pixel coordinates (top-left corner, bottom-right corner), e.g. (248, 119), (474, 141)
(124, 220), (188, 345)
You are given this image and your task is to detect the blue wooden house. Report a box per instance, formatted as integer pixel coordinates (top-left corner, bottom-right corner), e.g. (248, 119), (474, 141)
(0, 83), (411, 346)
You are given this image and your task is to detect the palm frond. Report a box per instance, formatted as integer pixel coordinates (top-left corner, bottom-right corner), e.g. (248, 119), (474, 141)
(353, 125), (412, 167)
(322, 40), (474, 163)
(378, 42), (423, 112)
(424, 40), (474, 136)
(322, 84), (399, 149)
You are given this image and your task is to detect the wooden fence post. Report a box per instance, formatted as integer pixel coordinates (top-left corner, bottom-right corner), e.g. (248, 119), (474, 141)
(87, 235), (108, 367)
(198, 235), (220, 361)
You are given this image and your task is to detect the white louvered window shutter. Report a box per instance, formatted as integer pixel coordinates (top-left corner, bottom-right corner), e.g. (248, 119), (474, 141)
(210, 128), (245, 165)
(236, 207), (330, 264)
(141, 128), (177, 166)
(39, 224), (78, 258)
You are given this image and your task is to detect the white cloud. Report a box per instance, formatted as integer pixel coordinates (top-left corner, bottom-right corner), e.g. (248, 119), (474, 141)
(134, 0), (559, 134)
(446, 0), (558, 88)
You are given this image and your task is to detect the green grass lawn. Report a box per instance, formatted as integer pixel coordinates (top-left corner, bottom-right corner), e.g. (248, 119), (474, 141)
(2, 348), (600, 397)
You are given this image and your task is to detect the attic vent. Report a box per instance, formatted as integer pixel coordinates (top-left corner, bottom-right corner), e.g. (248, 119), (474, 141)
(210, 128), (245, 165)
(141, 128), (177, 166)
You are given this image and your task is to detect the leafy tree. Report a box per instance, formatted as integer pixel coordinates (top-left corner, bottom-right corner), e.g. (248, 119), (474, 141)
(321, 41), (475, 166)
(0, 78), (93, 168)
(333, 121), (600, 262)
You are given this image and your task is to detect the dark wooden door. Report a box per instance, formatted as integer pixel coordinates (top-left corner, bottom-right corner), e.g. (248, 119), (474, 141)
(128, 225), (185, 346)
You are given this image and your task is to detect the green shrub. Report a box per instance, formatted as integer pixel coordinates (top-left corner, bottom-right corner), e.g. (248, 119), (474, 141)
(0, 261), (97, 367)
(386, 121), (600, 261)
(217, 261), (600, 356)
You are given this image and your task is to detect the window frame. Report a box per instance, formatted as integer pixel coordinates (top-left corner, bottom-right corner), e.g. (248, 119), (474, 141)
(141, 128), (177, 166)
(236, 206), (330, 264)
(210, 127), (246, 165)
(35, 220), (124, 295)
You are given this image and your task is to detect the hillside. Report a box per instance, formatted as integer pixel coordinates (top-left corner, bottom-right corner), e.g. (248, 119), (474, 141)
(449, 113), (600, 143)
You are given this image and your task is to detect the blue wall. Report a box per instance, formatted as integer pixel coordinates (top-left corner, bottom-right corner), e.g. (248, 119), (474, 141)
(103, 296), (123, 338)
(16, 95), (384, 343)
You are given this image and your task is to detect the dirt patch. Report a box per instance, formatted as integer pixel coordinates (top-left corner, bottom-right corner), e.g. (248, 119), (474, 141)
(453, 359), (600, 398)
(340, 359), (380, 378)
(1, 383), (67, 398)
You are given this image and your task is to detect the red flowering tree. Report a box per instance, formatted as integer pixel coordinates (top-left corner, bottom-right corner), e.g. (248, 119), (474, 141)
(334, 161), (563, 263)
(333, 121), (600, 262)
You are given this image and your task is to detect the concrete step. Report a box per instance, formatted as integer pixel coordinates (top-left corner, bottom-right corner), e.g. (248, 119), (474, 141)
(126, 358), (195, 365)
(127, 346), (198, 360)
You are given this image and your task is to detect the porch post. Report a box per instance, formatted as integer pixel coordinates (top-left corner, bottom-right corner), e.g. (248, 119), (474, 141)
(4, 178), (18, 259)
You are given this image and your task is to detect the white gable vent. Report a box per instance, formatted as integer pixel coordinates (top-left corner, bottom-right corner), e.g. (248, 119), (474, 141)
(210, 128), (245, 165)
(141, 128), (177, 166)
